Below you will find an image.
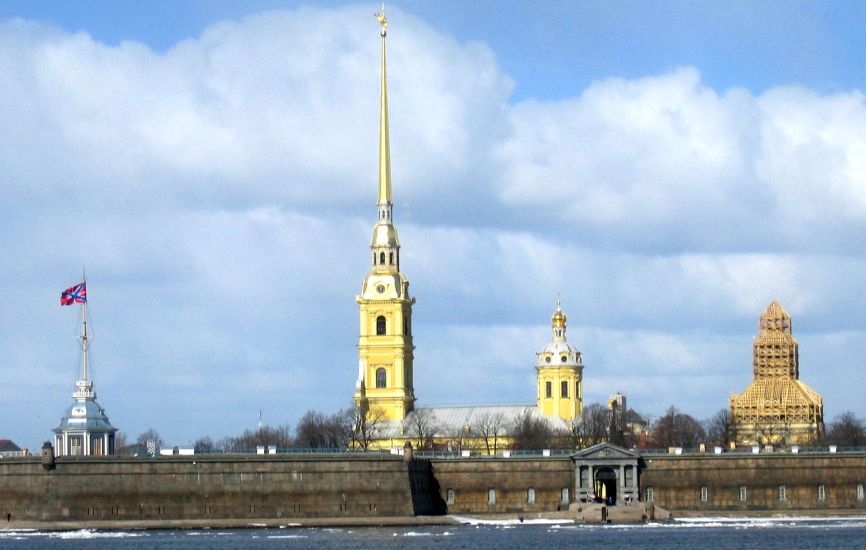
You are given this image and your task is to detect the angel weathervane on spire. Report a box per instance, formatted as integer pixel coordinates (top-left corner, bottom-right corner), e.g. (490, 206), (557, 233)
(375, 4), (388, 36)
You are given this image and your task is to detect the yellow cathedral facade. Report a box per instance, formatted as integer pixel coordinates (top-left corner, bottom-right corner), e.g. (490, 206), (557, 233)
(352, 8), (416, 423)
(352, 11), (584, 451)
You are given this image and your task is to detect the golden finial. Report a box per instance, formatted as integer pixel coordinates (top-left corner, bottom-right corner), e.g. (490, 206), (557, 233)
(375, 4), (388, 36)
(552, 294), (567, 329)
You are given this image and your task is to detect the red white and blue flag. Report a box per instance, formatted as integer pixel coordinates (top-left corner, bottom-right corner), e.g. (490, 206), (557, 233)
(60, 282), (87, 305)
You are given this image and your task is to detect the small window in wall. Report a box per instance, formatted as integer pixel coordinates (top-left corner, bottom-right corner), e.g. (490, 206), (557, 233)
(858, 483), (865, 502)
(487, 488), (496, 506)
(561, 487), (569, 504)
(818, 484), (826, 502)
(446, 488), (455, 505)
(561, 381), (568, 398)
(389, 252), (394, 264)
(739, 486), (747, 502)
(527, 488), (536, 504)
(646, 487), (654, 502)
(779, 485), (787, 501)
(700, 486), (708, 503)
(376, 315), (386, 335)
(545, 381), (552, 398)
(379, 252), (386, 264)
(375, 368), (386, 389)
(373, 252), (376, 265)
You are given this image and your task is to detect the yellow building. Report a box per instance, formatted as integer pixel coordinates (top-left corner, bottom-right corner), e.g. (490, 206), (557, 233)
(536, 299), (584, 421)
(353, 8), (416, 423)
(730, 300), (824, 446)
(353, 11), (583, 452)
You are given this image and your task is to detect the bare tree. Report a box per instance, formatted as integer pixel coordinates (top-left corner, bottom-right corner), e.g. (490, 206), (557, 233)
(193, 436), (215, 454)
(821, 412), (866, 447)
(511, 410), (554, 450)
(705, 409), (733, 447)
(650, 406), (706, 448)
(221, 424), (293, 452)
(403, 408), (439, 450)
(753, 420), (792, 447)
(350, 402), (385, 450)
(136, 428), (164, 449)
(295, 409), (352, 449)
(571, 403), (611, 447)
(474, 411), (509, 454)
(113, 432), (129, 454)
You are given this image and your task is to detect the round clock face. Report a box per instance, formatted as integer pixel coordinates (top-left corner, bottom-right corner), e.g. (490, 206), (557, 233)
(71, 406), (86, 416)
(376, 284), (386, 293)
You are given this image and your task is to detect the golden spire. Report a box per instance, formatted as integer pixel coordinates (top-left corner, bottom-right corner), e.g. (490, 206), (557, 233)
(375, 4), (391, 206)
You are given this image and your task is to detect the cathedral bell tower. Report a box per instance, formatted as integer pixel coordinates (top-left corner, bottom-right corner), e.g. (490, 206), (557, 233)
(536, 298), (584, 421)
(354, 8), (416, 422)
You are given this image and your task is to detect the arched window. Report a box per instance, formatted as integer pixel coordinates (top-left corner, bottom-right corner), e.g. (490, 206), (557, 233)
(379, 252), (385, 264)
(561, 381), (568, 398)
(389, 252), (394, 264)
(376, 368), (386, 388)
(373, 252), (377, 265)
(545, 381), (552, 398)
(376, 315), (386, 335)
(527, 487), (536, 504)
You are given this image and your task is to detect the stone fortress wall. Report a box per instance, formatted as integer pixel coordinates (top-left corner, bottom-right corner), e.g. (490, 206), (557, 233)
(0, 453), (440, 522)
(3, 448), (866, 523)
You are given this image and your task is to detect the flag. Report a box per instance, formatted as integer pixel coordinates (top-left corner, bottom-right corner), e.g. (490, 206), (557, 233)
(60, 282), (87, 305)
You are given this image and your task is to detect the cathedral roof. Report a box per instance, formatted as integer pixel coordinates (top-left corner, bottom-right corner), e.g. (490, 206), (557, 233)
(730, 378), (823, 410)
(376, 404), (569, 439)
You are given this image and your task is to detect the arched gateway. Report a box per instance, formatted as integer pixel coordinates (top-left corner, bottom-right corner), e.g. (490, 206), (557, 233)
(573, 443), (640, 504)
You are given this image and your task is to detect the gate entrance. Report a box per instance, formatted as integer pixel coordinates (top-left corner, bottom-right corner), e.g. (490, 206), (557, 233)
(594, 466), (618, 505)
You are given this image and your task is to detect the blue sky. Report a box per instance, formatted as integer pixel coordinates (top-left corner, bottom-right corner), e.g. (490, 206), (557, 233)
(2, 2), (866, 450)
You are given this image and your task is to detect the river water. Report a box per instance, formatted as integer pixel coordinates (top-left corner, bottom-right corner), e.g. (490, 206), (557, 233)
(3, 516), (866, 548)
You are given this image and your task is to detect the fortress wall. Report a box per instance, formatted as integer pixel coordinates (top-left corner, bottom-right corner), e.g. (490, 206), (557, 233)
(641, 453), (866, 512)
(430, 457), (575, 514)
(0, 454), (421, 522)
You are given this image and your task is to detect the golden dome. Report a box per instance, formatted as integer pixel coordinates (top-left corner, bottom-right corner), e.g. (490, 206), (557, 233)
(551, 299), (567, 328)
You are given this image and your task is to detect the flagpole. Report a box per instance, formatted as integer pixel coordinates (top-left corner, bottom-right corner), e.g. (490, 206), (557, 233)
(81, 274), (88, 382)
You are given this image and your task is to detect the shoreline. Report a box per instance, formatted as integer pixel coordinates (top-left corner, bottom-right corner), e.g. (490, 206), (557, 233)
(4, 509), (866, 531)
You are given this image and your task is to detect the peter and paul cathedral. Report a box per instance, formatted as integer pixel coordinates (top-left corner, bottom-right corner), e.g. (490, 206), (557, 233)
(353, 7), (416, 424)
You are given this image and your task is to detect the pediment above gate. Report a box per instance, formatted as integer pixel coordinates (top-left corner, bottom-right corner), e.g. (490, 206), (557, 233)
(571, 442), (639, 461)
